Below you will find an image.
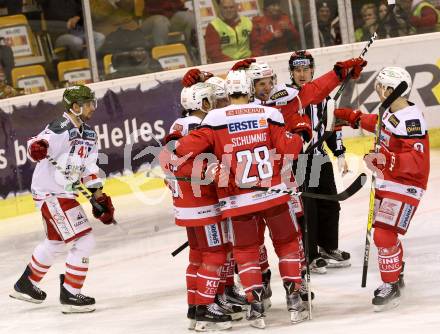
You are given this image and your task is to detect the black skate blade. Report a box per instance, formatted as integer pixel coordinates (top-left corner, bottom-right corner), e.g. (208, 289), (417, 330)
(9, 290), (44, 304)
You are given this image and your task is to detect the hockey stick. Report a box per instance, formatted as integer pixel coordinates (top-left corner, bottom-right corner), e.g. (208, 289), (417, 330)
(170, 174), (366, 257)
(305, 33), (377, 155)
(361, 80), (408, 288)
(46, 155), (119, 226)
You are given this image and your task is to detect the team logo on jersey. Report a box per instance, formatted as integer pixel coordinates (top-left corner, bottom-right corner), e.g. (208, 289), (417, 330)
(172, 123), (183, 132)
(405, 119), (422, 135)
(270, 89), (288, 100)
(227, 118), (268, 133)
(413, 142), (424, 153)
(69, 128), (81, 140)
(388, 114), (400, 128)
(83, 130), (96, 140)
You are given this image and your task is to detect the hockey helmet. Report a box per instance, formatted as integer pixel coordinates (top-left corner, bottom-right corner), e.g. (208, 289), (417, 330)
(180, 82), (215, 113)
(375, 66), (412, 97)
(289, 50), (315, 70)
(63, 85), (97, 111)
(225, 70), (252, 96)
(247, 62), (276, 82)
(205, 76), (227, 99)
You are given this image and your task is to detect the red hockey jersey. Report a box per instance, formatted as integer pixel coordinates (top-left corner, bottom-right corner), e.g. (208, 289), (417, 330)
(174, 103), (304, 218)
(360, 104), (430, 206)
(161, 115), (222, 227)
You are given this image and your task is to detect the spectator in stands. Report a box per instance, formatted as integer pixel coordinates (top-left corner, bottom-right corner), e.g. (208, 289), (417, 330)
(250, 0), (300, 56)
(304, 1), (340, 48)
(37, 0), (105, 59)
(0, 79), (21, 99)
(205, 0), (252, 63)
(103, 28), (162, 80)
(140, 0), (195, 46)
(0, 37), (14, 84)
(90, 0), (138, 36)
(399, 0), (440, 34)
(355, 3), (379, 42)
(377, 0), (414, 38)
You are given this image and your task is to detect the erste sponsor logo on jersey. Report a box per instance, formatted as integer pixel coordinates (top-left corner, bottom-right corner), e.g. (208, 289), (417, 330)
(270, 89), (288, 100)
(228, 118), (268, 133)
(388, 114), (400, 128)
(226, 107), (265, 116)
(405, 119), (422, 135)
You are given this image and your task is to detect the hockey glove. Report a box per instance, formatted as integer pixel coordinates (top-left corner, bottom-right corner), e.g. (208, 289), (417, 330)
(208, 163), (240, 194)
(333, 57), (367, 81)
(288, 114), (312, 142)
(92, 193), (115, 225)
(28, 139), (48, 162)
(364, 146), (397, 172)
(182, 69), (213, 87)
(334, 108), (362, 129)
(230, 58), (256, 71)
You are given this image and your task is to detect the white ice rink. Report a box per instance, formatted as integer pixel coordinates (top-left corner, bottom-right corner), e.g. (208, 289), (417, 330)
(1, 153), (440, 334)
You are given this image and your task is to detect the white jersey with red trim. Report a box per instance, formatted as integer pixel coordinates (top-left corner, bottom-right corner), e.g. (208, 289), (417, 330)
(164, 115), (222, 227)
(28, 113), (102, 201)
(174, 103), (304, 218)
(362, 104), (430, 206)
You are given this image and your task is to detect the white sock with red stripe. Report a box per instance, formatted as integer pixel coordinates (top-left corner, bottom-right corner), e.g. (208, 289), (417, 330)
(28, 239), (65, 285)
(63, 233), (95, 295)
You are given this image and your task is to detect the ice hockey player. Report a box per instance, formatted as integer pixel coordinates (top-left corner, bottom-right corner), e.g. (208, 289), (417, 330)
(334, 67), (430, 311)
(160, 82), (239, 331)
(232, 55), (366, 276)
(170, 70), (316, 328)
(9, 85), (115, 314)
(181, 68), (249, 310)
(288, 50), (352, 273)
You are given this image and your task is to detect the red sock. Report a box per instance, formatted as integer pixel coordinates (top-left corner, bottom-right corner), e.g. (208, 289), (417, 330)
(374, 228), (402, 283)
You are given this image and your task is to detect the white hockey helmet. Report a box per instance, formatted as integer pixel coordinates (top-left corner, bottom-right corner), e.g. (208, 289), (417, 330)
(246, 62), (276, 81)
(375, 66), (412, 96)
(225, 70), (252, 96)
(180, 82), (214, 112)
(205, 76), (227, 99)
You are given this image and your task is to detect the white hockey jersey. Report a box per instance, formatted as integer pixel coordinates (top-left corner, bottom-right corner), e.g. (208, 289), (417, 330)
(28, 113), (102, 201)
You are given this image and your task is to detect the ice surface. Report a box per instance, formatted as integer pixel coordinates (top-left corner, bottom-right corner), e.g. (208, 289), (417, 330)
(1, 153), (439, 334)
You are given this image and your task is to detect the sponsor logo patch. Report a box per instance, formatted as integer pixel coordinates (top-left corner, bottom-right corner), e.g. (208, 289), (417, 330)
(376, 198), (401, 226)
(388, 114), (400, 128)
(205, 223), (221, 247)
(397, 203), (414, 231)
(270, 89), (288, 100)
(172, 123), (184, 132)
(226, 108), (265, 116)
(227, 118), (267, 133)
(405, 119), (422, 135)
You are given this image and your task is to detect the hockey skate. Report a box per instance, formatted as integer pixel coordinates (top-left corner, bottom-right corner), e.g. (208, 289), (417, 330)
(10, 266), (47, 304)
(59, 274), (95, 314)
(188, 305), (196, 330)
(310, 257), (328, 274)
(320, 248), (351, 268)
(372, 282), (401, 312)
(262, 269), (272, 310)
(246, 289), (266, 329)
(194, 303), (232, 332)
(215, 293), (244, 321)
(224, 284), (248, 308)
(284, 281), (309, 323)
(374, 262), (405, 297)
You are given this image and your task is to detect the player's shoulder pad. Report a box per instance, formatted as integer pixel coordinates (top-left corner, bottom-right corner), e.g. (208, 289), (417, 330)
(269, 84), (298, 105)
(47, 116), (74, 134)
(265, 105), (285, 125)
(171, 116), (202, 135)
(384, 105), (427, 137)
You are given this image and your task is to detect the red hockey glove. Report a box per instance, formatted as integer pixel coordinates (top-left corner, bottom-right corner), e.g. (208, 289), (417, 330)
(207, 163), (240, 194)
(334, 108), (362, 129)
(92, 193), (115, 225)
(181, 69), (214, 87)
(230, 58), (256, 71)
(287, 114), (312, 142)
(164, 131), (183, 144)
(364, 146), (397, 172)
(333, 57), (367, 81)
(28, 139), (48, 162)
